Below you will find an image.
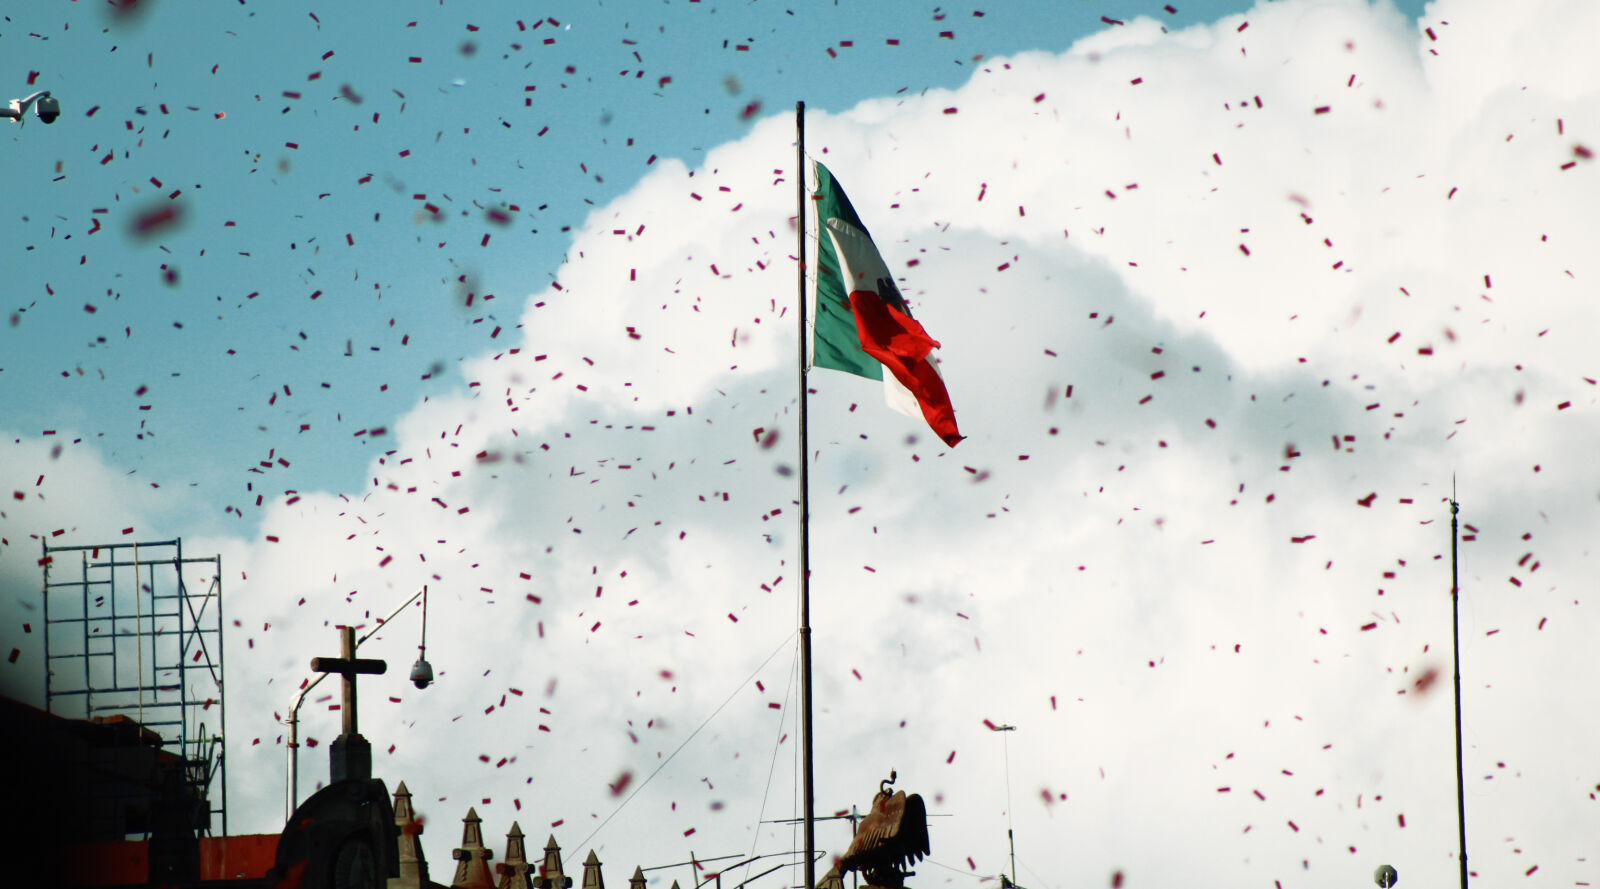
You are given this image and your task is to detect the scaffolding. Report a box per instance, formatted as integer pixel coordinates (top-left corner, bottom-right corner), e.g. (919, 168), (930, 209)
(40, 538), (228, 839)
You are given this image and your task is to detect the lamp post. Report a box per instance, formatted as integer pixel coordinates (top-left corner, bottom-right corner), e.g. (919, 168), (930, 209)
(3, 90), (61, 125)
(284, 585), (434, 821)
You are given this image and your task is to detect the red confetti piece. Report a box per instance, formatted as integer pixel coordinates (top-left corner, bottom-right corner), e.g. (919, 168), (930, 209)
(609, 771), (633, 797)
(132, 205), (183, 236)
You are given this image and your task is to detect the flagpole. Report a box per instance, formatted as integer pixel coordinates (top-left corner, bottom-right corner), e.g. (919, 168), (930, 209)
(795, 99), (818, 889)
(1450, 483), (1468, 889)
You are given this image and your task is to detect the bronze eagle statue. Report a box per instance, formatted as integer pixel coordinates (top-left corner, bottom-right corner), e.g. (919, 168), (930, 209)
(834, 772), (930, 889)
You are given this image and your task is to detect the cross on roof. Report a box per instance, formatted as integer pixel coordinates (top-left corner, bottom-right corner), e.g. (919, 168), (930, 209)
(310, 626), (387, 736)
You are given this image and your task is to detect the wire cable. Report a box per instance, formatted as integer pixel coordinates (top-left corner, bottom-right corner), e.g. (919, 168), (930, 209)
(575, 631), (797, 854)
(740, 640), (801, 888)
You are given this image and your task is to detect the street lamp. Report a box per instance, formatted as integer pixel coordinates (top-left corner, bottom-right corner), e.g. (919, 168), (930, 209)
(3, 90), (60, 126)
(284, 585), (434, 821)
(408, 585), (433, 689)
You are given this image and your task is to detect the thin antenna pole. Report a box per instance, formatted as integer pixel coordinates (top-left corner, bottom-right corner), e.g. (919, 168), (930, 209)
(795, 99), (817, 889)
(994, 724), (1017, 886)
(1450, 483), (1468, 889)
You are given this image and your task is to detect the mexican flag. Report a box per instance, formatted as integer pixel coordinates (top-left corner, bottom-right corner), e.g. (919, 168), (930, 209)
(806, 161), (963, 447)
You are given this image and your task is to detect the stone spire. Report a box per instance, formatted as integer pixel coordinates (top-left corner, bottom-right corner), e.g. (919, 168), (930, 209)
(496, 821), (535, 889)
(580, 849), (605, 889)
(388, 781), (432, 889)
(536, 835), (572, 889)
(628, 865), (646, 889)
(451, 807), (497, 889)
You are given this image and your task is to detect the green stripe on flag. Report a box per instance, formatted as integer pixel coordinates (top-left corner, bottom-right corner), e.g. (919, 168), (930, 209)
(811, 162), (883, 380)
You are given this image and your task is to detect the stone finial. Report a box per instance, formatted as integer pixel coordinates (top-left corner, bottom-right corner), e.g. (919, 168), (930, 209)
(580, 849), (604, 889)
(628, 866), (646, 889)
(394, 781), (417, 822)
(537, 835), (572, 889)
(497, 821), (536, 889)
(388, 781), (432, 889)
(451, 807), (497, 889)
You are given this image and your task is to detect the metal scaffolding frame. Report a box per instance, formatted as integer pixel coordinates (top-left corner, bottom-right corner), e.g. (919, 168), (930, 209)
(41, 538), (228, 839)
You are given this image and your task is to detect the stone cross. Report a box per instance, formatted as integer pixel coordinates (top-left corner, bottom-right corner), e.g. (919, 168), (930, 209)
(310, 626), (387, 736)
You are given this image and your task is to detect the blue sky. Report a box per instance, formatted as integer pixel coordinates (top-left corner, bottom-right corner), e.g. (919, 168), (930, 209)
(10, 2), (1600, 889)
(4, 0), (1421, 511)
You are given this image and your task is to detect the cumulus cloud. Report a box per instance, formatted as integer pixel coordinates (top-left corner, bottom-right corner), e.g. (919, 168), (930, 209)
(4, 0), (1598, 887)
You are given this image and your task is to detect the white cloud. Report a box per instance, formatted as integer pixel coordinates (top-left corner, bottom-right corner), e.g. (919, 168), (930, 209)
(5, 1), (1598, 887)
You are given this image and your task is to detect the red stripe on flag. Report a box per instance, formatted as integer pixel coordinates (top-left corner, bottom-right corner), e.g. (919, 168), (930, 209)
(847, 291), (963, 447)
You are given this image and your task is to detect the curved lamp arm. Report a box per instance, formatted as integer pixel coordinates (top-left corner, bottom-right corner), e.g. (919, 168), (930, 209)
(3, 90), (52, 124)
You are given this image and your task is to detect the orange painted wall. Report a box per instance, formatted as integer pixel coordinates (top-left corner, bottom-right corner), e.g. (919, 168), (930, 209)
(60, 834), (278, 885)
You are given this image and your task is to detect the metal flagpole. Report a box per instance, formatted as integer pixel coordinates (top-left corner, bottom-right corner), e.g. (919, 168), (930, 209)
(795, 99), (817, 889)
(1450, 484), (1468, 889)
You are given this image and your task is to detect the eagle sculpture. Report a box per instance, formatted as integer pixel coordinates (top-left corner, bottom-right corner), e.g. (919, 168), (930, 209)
(835, 772), (930, 889)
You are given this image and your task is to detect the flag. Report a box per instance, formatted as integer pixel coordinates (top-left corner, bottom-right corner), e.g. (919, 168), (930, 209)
(807, 161), (962, 447)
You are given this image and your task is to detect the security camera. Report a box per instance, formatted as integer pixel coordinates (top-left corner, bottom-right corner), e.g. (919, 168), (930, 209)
(409, 656), (434, 689)
(4, 91), (55, 126)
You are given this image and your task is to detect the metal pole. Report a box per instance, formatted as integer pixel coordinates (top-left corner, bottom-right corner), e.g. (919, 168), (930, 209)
(41, 540), (50, 714)
(286, 671), (328, 820)
(994, 724), (1017, 886)
(80, 549), (91, 718)
(134, 543), (144, 727)
(1450, 493), (1468, 889)
(795, 99), (817, 889)
(216, 554), (228, 838)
